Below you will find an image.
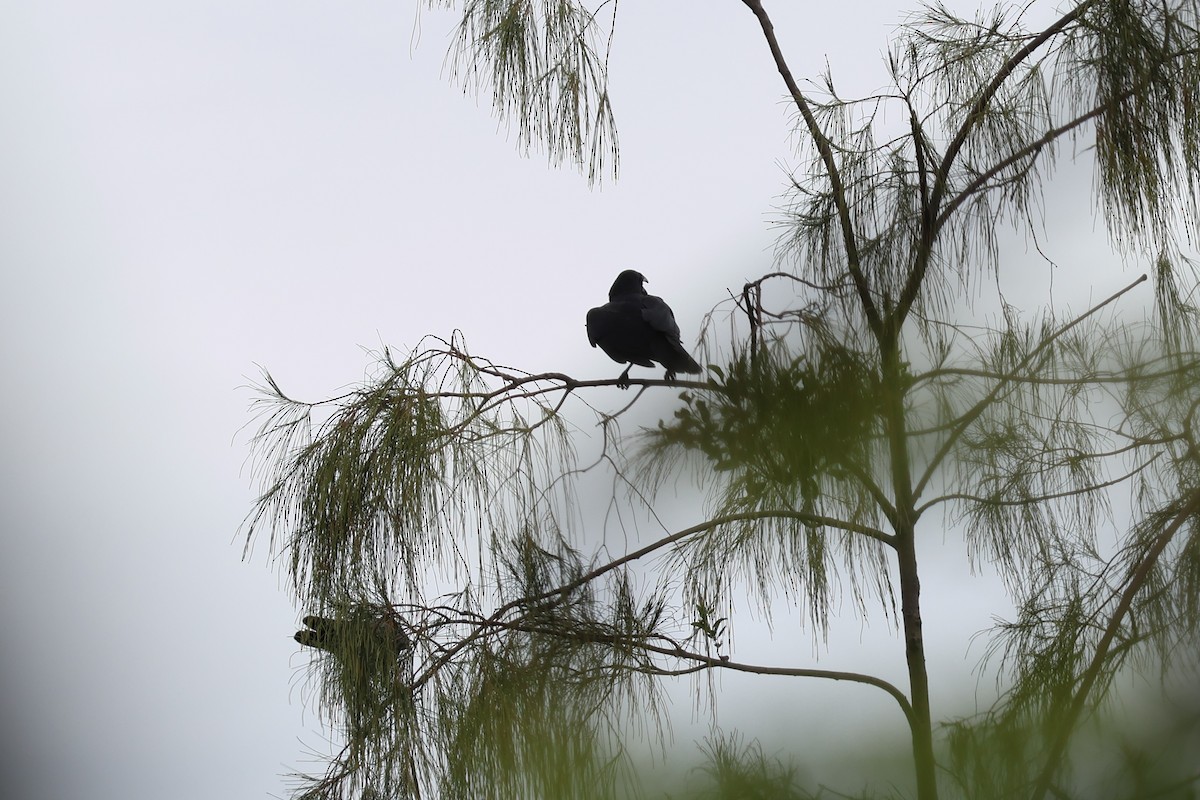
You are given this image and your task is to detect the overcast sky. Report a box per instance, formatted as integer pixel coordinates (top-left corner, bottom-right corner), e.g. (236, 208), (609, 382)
(0, 1), (1165, 798)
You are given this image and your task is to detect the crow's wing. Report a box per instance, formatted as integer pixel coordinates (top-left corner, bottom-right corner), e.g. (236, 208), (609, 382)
(585, 306), (607, 348)
(640, 295), (683, 341)
(587, 301), (657, 367)
(642, 295), (702, 375)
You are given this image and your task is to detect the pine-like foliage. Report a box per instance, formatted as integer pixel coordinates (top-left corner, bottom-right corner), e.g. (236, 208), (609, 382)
(245, 2), (1200, 798)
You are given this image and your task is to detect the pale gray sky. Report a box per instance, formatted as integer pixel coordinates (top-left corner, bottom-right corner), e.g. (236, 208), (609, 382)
(0, 1), (1155, 798)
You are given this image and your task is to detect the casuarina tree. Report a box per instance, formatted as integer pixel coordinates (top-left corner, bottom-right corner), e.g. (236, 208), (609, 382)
(244, 1), (1200, 798)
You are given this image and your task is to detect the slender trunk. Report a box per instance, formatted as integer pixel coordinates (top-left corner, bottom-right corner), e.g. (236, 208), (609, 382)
(882, 341), (939, 800)
(896, 523), (937, 800)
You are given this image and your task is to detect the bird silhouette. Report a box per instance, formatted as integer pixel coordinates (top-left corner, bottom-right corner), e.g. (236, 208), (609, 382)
(586, 270), (702, 388)
(294, 613), (410, 657)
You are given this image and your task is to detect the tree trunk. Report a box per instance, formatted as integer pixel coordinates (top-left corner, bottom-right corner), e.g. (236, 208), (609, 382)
(882, 342), (939, 800)
(897, 526), (938, 800)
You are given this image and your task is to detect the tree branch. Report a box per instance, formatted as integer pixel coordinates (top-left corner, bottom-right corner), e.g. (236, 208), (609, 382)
(739, 0), (883, 340)
(895, 0), (1102, 325)
(410, 508), (895, 691)
(914, 455), (1159, 516)
(912, 274), (1148, 502)
(1029, 484), (1200, 800)
(913, 357), (1200, 389)
(930, 0), (1099, 211)
(464, 616), (917, 727)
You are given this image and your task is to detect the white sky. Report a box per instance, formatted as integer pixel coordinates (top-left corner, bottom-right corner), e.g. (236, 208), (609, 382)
(0, 1), (1165, 798)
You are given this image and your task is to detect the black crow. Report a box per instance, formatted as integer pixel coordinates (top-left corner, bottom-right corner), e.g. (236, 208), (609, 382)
(587, 270), (702, 388)
(295, 613), (410, 657)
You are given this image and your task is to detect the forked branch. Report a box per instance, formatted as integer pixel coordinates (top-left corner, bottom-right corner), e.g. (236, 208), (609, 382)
(409, 507), (895, 692)
(913, 273), (1148, 500)
(740, 0), (883, 339)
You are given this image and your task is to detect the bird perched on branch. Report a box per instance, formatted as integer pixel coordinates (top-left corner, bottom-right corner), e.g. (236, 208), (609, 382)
(586, 270), (703, 388)
(294, 612), (410, 658)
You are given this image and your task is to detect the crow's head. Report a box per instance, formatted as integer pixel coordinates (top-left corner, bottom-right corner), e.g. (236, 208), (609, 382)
(609, 269), (648, 299)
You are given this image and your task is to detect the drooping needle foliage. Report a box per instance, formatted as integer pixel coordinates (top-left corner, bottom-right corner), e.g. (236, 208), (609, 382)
(245, 2), (1200, 798)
